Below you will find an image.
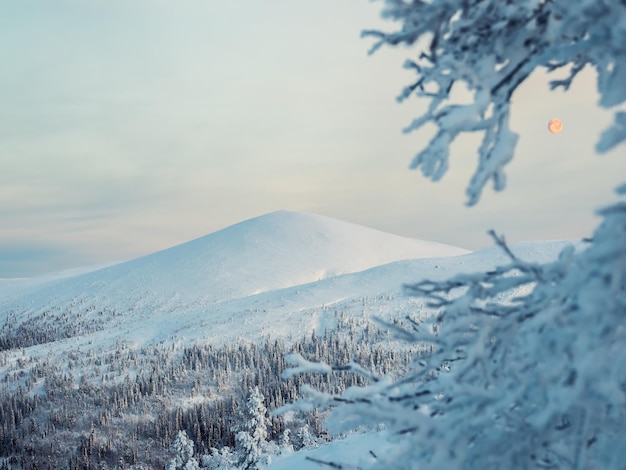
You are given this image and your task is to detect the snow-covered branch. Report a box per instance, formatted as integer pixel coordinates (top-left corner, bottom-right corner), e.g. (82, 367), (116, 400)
(277, 3), (626, 467)
(281, 354), (333, 379)
(364, 0), (626, 205)
(283, 183), (626, 467)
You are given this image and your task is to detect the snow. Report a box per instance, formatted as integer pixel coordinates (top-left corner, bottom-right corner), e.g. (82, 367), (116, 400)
(0, 210), (467, 309)
(268, 430), (390, 470)
(271, 193), (623, 468)
(0, 210), (591, 467)
(0, 210), (580, 368)
(0, 211), (471, 354)
(0, 261), (122, 296)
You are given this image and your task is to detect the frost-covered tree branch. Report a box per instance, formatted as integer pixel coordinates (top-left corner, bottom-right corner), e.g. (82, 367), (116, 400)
(277, 3), (626, 468)
(280, 184), (626, 468)
(363, 0), (626, 205)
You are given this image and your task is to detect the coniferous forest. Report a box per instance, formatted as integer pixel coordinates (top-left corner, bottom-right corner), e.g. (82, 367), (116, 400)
(0, 308), (423, 469)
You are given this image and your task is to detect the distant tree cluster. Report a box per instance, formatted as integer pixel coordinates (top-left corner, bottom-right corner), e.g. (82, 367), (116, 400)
(171, 386), (305, 470)
(0, 306), (122, 351)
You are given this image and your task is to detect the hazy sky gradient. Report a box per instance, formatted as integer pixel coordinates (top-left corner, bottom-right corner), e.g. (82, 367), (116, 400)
(2, 0), (625, 278)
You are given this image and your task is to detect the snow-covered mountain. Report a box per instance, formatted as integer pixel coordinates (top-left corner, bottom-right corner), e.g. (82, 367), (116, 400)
(0, 210), (584, 469)
(3, 211), (466, 304)
(0, 210), (581, 359)
(0, 210), (468, 344)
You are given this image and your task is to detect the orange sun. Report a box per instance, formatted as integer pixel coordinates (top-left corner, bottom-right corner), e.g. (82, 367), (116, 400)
(548, 118), (563, 134)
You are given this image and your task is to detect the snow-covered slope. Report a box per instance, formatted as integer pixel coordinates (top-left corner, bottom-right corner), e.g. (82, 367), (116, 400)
(0, 220), (582, 360)
(269, 431), (388, 469)
(0, 209), (587, 362)
(0, 210), (468, 312)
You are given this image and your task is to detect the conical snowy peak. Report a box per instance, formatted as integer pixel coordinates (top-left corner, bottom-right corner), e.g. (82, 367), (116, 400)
(3, 210), (469, 312)
(117, 209), (468, 297)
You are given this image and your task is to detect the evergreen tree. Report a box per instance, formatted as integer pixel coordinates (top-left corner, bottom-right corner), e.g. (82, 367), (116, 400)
(167, 430), (200, 470)
(295, 424), (318, 450)
(360, 0), (626, 206)
(278, 429), (293, 455)
(232, 387), (275, 470)
(201, 446), (235, 470)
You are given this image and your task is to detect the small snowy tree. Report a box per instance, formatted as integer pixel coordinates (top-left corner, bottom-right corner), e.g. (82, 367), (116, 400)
(278, 429), (290, 449)
(295, 424), (319, 450)
(167, 430), (200, 470)
(278, 1), (626, 468)
(278, 429), (294, 455)
(232, 387), (277, 470)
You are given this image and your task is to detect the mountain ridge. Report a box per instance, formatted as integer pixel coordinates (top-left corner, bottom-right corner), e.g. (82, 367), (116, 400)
(1, 210), (469, 310)
(0, 238), (581, 360)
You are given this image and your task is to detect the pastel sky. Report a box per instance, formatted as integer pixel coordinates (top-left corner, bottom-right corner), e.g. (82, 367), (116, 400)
(2, 0), (625, 278)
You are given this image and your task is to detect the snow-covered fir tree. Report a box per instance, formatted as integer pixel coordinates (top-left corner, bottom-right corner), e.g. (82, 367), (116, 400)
(278, 429), (294, 455)
(295, 424), (318, 450)
(280, 0), (626, 468)
(232, 387), (278, 469)
(167, 430), (200, 470)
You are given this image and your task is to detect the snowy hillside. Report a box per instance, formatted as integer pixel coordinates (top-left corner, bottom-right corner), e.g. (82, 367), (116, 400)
(0, 210), (467, 308)
(0, 210), (584, 357)
(0, 211), (472, 352)
(0, 210), (579, 358)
